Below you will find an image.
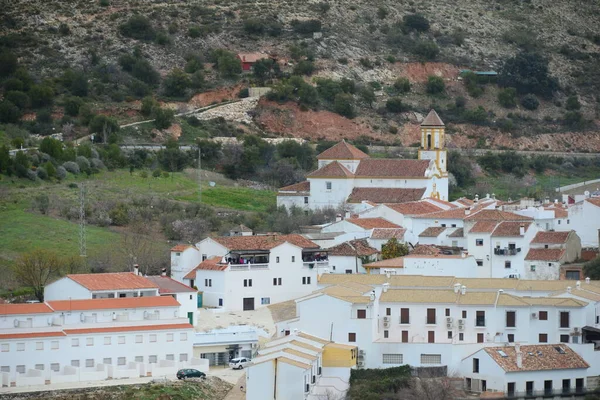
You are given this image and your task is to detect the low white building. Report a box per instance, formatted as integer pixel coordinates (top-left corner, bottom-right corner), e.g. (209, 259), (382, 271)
(568, 198), (600, 247)
(145, 274), (198, 326)
(193, 325), (262, 366)
(326, 239), (379, 274)
(460, 344), (588, 395)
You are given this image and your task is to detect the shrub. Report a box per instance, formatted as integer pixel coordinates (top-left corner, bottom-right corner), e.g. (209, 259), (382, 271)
(89, 115), (120, 135)
(109, 203), (129, 226)
(291, 19), (322, 34)
(188, 26), (202, 38)
(498, 87), (517, 108)
(293, 60), (315, 76)
(564, 111), (584, 128)
(238, 88), (249, 98)
(58, 23), (70, 35)
(377, 6), (388, 19)
(29, 84), (54, 108)
(119, 15), (156, 41)
(45, 162), (57, 178)
(90, 158), (106, 170)
(5, 91), (30, 110)
(243, 18), (267, 35)
(497, 118), (515, 132)
(4, 78), (24, 91)
(566, 95), (581, 111)
(131, 59), (160, 85)
(521, 94), (539, 110)
(0, 50), (18, 77)
(153, 107), (175, 130)
(455, 96), (467, 108)
(155, 31), (170, 46)
(0, 101), (21, 123)
(190, 70), (205, 89)
(464, 106), (488, 124)
(426, 76), (445, 94)
(212, 50), (242, 78)
(64, 96), (84, 116)
(385, 97), (406, 113)
(76, 156), (91, 173)
(402, 13), (430, 32)
(393, 77), (411, 93)
(499, 52), (558, 98)
(36, 166), (48, 180)
(99, 0), (109, 6)
(163, 68), (191, 97)
(26, 169), (37, 181)
(141, 96), (158, 116)
(62, 161), (80, 174)
(413, 40), (439, 60)
(152, 169), (161, 178)
(333, 93), (355, 118)
(56, 166), (67, 180)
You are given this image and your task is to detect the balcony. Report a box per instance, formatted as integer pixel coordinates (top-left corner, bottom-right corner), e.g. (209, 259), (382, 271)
(494, 247), (521, 256)
(229, 263), (269, 271)
(302, 252), (328, 269)
(303, 260), (329, 269)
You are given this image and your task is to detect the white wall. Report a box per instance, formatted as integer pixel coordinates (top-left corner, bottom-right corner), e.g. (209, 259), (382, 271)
(44, 278), (91, 301)
(246, 360), (274, 400)
(171, 247), (201, 283)
(328, 255), (367, 274)
(569, 201), (600, 247)
(308, 178), (353, 210)
(402, 256), (478, 278)
(175, 292), (197, 325)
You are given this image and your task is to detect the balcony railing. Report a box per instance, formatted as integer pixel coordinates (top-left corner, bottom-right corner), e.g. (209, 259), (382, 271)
(229, 263), (269, 271)
(505, 387), (587, 399)
(303, 260), (329, 268)
(494, 247), (521, 256)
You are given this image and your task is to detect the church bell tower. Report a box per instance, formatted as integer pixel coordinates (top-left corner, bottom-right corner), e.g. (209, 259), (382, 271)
(418, 109), (447, 176)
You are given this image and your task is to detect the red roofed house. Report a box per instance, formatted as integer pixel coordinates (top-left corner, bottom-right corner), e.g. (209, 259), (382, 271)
(524, 230), (582, 280)
(172, 234), (327, 312)
(146, 274), (199, 325)
(326, 239), (379, 274)
(277, 110), (449, 211)
(237, 52), (269, 72)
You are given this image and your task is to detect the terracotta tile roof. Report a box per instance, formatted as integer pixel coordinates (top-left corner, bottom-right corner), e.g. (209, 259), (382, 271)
(47, 296), (180, 311)
(171, 244), (194, 252)
(465, 209), (533, 222)
(411, 245), (442, 255)
(454, 198), (475, 207)
(586, 198), (600, 207)
(184, 256), (227, 279)
(448, 228), (464, 238)
(421, 109), (445, 126)
(347, 187), (425, 204)
(484, 345), (589, 372)
(364, 257), (404, 268)
(63, 323), (193, 335)
(144, 276), (197, 293)
(414, 208), (467, 219)
(237, 52), (268, 63)
(67, 273), (158, 291)
(491, 221), (532, 237)
(525, 248), (566, 261)
(268, 299), (297, 323)
(426, 198), (459, 209)
(371, 228), (406, 240)
(345, 218), (401, 229)
(545, 206), (568, 218)
(385, 201), (444, 216)
(355, 159), (430, 178)
(531, 231), (572, 244)
(419, 227), (446, 237)
(213, 234), (319, 251)
(316, 141), (369, 160)
(307, 161), (354, 178)
(0, 303), (54, 315)
(469, 221), (499, 233)
(0, 331), (66, 340)
(278, 181), (310, 193)
(327, 239), (379, 257)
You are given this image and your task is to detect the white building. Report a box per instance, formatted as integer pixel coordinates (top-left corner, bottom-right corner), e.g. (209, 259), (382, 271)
(326, 239), (379, 274)
(0, 297), (201, 388)
(174, 234), (326, 312)
(523, 231), (582, 281)
(276, 110), (449, 210)
(145, 274), (198, 326)
(460, 344), (588, 395)
(193, 325), (262, 366)
(567, 198), (600, 247)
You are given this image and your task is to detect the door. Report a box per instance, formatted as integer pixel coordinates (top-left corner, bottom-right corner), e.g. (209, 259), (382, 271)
(243, 297), (255, 311)
(576, 378), (584, 393)
(544, 380), (553, 396)
(481, 380), (486, 392)
(507, 382), (515, 397)
(562, 379), (570, 394)
(197, 292), (203, 307)
(526, 381), (534, 396)
(187, 312), (193, 325)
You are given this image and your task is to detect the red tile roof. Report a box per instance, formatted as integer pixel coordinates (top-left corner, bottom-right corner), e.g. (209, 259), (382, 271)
(421, 109), (445, 126)
(465, 209), (533, 222)
(371, 228), (406, 240)
(278, 181), (310, 192)
(531, 231), (572, 244)
(448, 228), (464, 238)
(586, 198), (600, 207)
(136, 276), (197, 294)
(48, 296), (180, 311)
(469, 221), (499, 233)
(185, 256), (227, 279)
(63, 323), (193, 335)
(525, 248), (566, 261)
(545, 206), (568, 218)
(307, 161), (354, 178)
(67, 273), (158, 291)
(316, 141), (369, 160)
(0, 303), (54, 315)
(419, 227), (446, 237)
(0, 331), (66, 340)
(454, 198), (475, 207)
(484, 344), (589, 372)
(347, 187), (426, 204)
(345, 218), (401, 229)
(491, 221), (532, 237)
(327, 239), (379, 257)
(385, 201), (444, 215)
(213, 234), (319, 251)
(364, 257), (404, 269)
(414, 208), (467, 219)
(237, 53), (269, 63)
(171, 244), (195, 252)
(410, 245), (442, 255)
(355, 159), (430, 178)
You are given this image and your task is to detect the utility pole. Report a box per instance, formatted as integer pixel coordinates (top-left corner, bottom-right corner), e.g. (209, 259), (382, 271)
(79, 183), (87, 259)
(198, 147), (202, 203)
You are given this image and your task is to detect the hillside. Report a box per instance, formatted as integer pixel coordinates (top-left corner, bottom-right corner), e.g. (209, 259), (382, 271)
(2, 0), (600, 151)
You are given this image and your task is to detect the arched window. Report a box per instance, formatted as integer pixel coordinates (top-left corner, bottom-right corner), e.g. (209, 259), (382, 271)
(427, 134), (432, 149)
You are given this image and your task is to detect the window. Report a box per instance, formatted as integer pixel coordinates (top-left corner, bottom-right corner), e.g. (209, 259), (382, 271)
(445, 308), (450, 317)
(1, 366), (10, 373)
(426, 308), (436, 324)
(505, 261), (511, 269)
(566, 270), (580, 280)
(135, 356), (143, 363)
(476, 260), (483, 267)
(462, 310), (467, 318)
(201, 254), (207, 261)
(560, 334), (569, 343)
(166, 354), (174, 361)
(476, 311), (485, 327)
(384, 330), (389, 339)
(35, 364), (44, 370)
(118, 357), (126, 366)
(180, 332), (188, 341)
(459, 333), (464, 341)
(428, 331), (435, 343)
(36, 342), (43, 350)
(86, 337), (94, 346)
(167, 333), (174, 342)
(345, 269), (352, 274)
(567, 219), (570, 224)
(473, 358), (480, 373)
(149, 334), (157, 343)
(447, 331), (452, 339)
(560, 311), (570, 328)
(400, 308), (410, 324)
(357, 309), (366, 319)
(304, 197), (309, 204)
(539, 311), (548, 320)
(72, 338), (79, 347)
(558, 220), (561, 225)
(244, 279), (252, 287)
(148, 355), (157, 363)
(1, 344), (8, 352)
(51, 363), (60, 372)
(476, 239), (483, 246)
(348, 333), (356, 342)
(507, 334), (514, 343)
(451, 224), (457, 228)
(179, 353), (188, 362)
(204, 279), (212, 287)
(326, 182), (332, 190)
(86, 359), (94, 368)
(530, 265), (536, 272)
(273, 278), (282, 286)
(477, 333), (484, 343)
(103, 358), (112, 365)
(420, 354), (441, 364)
(118, 336), (125, 344)
(539, 333), (548, 343)
(276, 256), (280, 263)
(292, 256), (295, 262)
(176, 252), (181, 256)
(261, 297), (271, 305)
(382, 354), (403, 364)
(135, 335), (143, 343)
(401, 331), (408, 343)
(17, 365), (26, 374)
(441, 224), (446, 227)
(506, 311), (516, 328)
(386, 308), (391, 316)
(71, 360), (80, 368)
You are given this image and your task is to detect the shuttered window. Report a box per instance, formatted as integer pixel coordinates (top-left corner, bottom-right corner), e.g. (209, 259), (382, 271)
(400, 308), (410, 324)
(506, 311), (516, 327)
(560, 312), (570, 328)
(426, 308), (436, 324)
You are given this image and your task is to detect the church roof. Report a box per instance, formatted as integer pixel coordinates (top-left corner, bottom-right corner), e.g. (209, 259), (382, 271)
(421, 109), (445, 126)
(316, 141), (369, 160)
(278, 181), (310, 193)
(354, 159), (430, 178)
(307, 161), (354, 178)
(346, 187), (426, 204)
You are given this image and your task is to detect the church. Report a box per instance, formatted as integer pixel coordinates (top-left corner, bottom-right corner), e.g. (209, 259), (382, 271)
(277, 110), (449, 211)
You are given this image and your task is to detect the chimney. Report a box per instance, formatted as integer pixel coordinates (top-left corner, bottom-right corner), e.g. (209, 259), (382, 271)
(567, 286), (572, 294)
(516, 350), (523, 369)
(554, 199), (558, 204)
(519, 224), (525, 236)
(336, 214), (342, 222)
(515, 343), (520, 353)
(385, 270), (391, 279)
(474, 194), (479, 203)
(460, 285), (467, 295)
(369, 290), (376, 301)
(544, 197), (550, 205)
(586, 277), (591, 284)
(486, 193), (490, 199)
(293, 328), (298, 335)
(382, 283), (390, 293)
(576, 280), (581, 289)
(133, 264), (139, 276)
(453, 283), (461, 294)
(492, 193), (496, 200)
(465, 207), (471, 216)
(461, 252), (466, 258)
(161, 268), (167, 277)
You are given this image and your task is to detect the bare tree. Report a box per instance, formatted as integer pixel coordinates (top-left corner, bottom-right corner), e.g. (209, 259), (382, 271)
(12, 250), (62, 301)
(119, 232), (169, 275)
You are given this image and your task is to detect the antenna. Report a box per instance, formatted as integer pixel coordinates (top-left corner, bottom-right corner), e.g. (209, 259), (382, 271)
(79, 183), (87, 259)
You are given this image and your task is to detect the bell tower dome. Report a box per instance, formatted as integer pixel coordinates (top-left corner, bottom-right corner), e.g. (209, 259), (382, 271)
(418, 109), (447, 175)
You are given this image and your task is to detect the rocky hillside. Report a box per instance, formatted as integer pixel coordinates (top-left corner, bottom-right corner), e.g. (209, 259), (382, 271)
(2, 0), (600, 151)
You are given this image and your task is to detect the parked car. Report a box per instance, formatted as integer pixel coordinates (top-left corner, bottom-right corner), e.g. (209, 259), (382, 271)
(229, 357), (252, 369)
(176, 369), (206, 380)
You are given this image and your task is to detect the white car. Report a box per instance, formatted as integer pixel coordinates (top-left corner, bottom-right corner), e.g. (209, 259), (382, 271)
(229, 357), (252, 369)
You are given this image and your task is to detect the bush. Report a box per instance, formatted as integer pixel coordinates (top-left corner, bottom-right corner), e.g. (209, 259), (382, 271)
(0, 50), (18, 77)
(109, 203), (129, 226)
(36, 166), (48, 180)
(64, 96), (84, 116)
(291, 19), (322, 34)
(152, 169), (162, 178)
(89, 115), (120, 136)
(413, 40), (439, 60)
(238, 88), (249, 98)
(153, 107), (175, 130)
(498, 87), (517, 108)
(163, 68), (191, 97)
(455, 96), (467, 108)
(141, 96), (157, 117)
(0, 100), (21, 123)
(402, 13), (430, 32)
(56, 166), (67, 180)
(119, 15), (156, 41)
(58, 23), (70, 35)
(566, 95), (581, 111)
(385, 97), (406, 113)
(564, 111), (584, 128)
(5, 91), (30, 109)
(29, 84), (54, 108)
(293, 60), (315, 76)
(76, 156), (91, 173)
(521, 94), (539, 110)
(499, 52), (558, 98)
(464, 106), (488, 124)
(426, 76), (445, 94)
(333, 94), (355, 118)
(188, 26), (202, 38)
(62, 161), (80, 174)
(131, 59), (160, 85)
(212, 50), (242, 78)
(90, 158), (106, 170)
(393, 77), (411, 93)
(4, 78), (24, 91)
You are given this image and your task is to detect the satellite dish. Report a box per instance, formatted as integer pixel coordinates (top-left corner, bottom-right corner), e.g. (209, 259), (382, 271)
(584, 191), (590, 196)
(209, 181), (216, 187)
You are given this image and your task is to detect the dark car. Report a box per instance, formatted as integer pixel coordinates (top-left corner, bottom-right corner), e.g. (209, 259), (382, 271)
(176, 369), (206, 380)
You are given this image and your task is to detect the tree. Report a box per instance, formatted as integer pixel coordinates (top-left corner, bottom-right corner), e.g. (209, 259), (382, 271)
(64, 96), (84, 116)
(5, 91), (30, 110)
(163, 68), (191, 97)
(498, 87), (517, 108)
(253, 58), (275, 81)
(39, 137), (64, 160)
(141, 96), (158, 116)
(0, 145), (11, 174)
(333, 93), (355, 118)
(119, 15), (156, 41)
(498, 52), (559, 98)
(0, 100), (21, 123)
(89, 115), (120, 143)
(394, 77), (411, 93)
(153, 107), (175, 130)
(386, 97), (406, 113)
(213, 50), (242, 78)
(12, 250), (62, 301)
(0, 50), (18, 77)
(29, 84), (55, 108)
(521, 94), (539, 110)
(426, 76), (445, 94)
(382, 238), (409, 260)
(359, 86), (376, 108)
(566, 95), (581, 111)
(579, 255), (598, 279)
(402, 13), (430, 32)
